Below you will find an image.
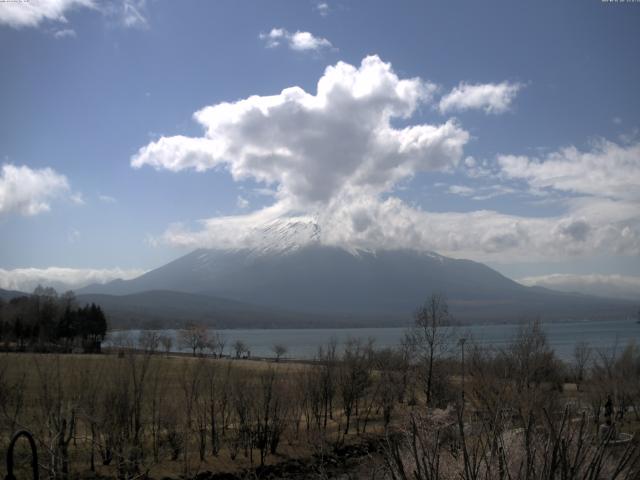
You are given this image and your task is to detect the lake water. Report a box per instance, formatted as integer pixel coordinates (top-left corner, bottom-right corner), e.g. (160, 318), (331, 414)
(110, 319), (640, 361)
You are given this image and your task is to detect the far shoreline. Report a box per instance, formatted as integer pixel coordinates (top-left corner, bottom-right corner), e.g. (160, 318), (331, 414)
(108, 315), (636, 333)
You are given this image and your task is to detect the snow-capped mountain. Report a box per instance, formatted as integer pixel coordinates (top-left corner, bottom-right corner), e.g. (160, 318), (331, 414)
(251, 216), (321, 254)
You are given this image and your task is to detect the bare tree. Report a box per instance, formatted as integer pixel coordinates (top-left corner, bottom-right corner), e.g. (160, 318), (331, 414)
(317, 337), (338, 431)
(373, 348), (406, 431)
(503, 320), (563, 440)
(202, 360), (221, 456)
(77, 361), (105, 472)
(159, 334), (173, 356)
(178, 325), (209, 356)
(147, 357), (169, 464)
(254, 368), (289, 466)
(233, 340), (248, 359)
(573, 340), (592, 391)
(385, 405), (640, 480)
(338, 338), (373, 434)
(138, 331), (160, 354)
(212, 332), (227, 358)
(507, 320), (559, 392)
(272, 343), (287, 362)
(178, 359), (204, 475)
(408, 293), (453, 405)
(589, 341), (640, 425)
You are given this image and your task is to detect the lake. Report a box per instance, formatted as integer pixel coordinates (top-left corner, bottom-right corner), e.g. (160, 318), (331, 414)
(109, 318), (640, 361)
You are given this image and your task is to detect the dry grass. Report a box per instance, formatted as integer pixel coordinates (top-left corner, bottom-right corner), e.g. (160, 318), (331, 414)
(0, 351), (386, 479)
(2, 348), (638, 480)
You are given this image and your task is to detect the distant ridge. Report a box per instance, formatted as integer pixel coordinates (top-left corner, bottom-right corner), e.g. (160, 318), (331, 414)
(0, 288), (27, 301)
(78, 245), (636, 326)
(75, 290), (396, 330)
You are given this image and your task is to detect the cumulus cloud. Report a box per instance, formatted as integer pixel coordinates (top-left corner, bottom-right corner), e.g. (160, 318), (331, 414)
(259, 27), (333, 51)
(132, 55), (455, 208)
(132, 55), (640, 262)
(0, 267), (146, 293)
(0, 163), (70, 216)
(498, 139), (640, 201)
(519, 273), (640, 301)
(439, 81), (522, 114)
(0, 0), (93, 28)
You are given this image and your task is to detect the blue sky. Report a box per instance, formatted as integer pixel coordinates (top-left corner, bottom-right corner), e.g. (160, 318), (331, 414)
(1, 0), (639, 298)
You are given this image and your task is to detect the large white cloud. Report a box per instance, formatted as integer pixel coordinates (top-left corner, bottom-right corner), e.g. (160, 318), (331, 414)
(0, 164), (70, 216)
(0, 267), (146, 293)
(519, 274), (640, 301)
(132, 55), (463, 208)
(439, 81), (523, 114)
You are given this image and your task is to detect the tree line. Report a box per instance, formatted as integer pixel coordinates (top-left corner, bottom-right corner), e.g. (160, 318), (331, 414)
(0, 286), (107, 353)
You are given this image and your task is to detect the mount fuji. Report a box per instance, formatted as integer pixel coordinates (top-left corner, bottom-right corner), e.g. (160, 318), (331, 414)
(76, 219), (635, 328)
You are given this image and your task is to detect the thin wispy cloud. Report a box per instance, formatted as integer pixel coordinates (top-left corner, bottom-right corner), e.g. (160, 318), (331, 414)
(259, 27), (333, 51)
(67, 228), (80, 243)
(445, 181), (518, 201)
(69, 192), (85, 205)
(98, 194), (117, 203)
(0, 0), (149, 30)
(439, 81), (523, 114)
(314, 2), (330, 16)
(447, 185), (475, 196)
(118, 0), (148, 29)
(236, 195), (249, 209)
(53, 28), (76, 38)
